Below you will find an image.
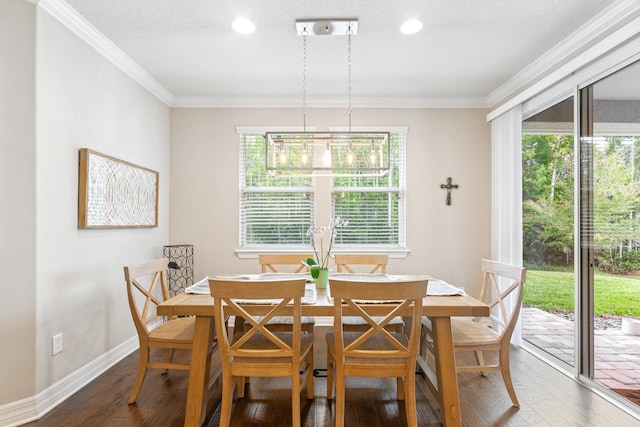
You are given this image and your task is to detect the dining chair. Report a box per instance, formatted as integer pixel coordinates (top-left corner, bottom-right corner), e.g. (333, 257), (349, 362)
(259, 253), (315, 273)
(326, 277), (428, 427)
(209, 276), (314, 427)
(334, 254), (388, 274)
(420, 259), (526, 407)
(334, 254), (403, 333)
(124, 258), (195, 404)
(250, 253), (315, 334)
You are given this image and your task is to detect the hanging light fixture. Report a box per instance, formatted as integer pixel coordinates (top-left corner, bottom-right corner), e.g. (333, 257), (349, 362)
(265, 18), (390, 176)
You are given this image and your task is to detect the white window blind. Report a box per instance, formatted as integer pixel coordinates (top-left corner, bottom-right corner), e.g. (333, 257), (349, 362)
(332, 132), (406, 247)
(239, 133), (313, 246)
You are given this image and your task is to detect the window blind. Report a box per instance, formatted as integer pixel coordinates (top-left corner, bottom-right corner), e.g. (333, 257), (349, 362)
(332, 132), (406, 246)
(239, 133), (313, 246)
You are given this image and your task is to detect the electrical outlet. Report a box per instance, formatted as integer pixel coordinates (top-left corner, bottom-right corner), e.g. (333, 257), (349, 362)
(52, 333), (63, 355)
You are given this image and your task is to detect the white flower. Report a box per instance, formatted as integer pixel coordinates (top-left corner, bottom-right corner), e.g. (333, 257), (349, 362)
(306, 217), (348, 269)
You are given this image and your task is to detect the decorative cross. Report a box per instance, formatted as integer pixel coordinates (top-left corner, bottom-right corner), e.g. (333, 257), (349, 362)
(440, 177), (459, 206)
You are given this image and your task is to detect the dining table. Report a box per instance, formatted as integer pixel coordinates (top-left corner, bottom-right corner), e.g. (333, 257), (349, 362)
(157, 274), (489, 427)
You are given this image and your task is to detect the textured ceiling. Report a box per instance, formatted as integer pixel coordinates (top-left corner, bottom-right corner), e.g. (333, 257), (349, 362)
(63, 0), (617, 106)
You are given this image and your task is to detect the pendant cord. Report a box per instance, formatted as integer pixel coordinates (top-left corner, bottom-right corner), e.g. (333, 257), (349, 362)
(302, 28), (307, 132)
(347, 24), (353, 132)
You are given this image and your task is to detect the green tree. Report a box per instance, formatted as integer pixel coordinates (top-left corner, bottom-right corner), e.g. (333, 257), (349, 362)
(593, 148), (640, 263)
(522, 134), (574, 266)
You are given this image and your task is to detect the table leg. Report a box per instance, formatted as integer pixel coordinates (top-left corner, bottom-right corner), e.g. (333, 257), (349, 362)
(431, 317), (461, 427)
(184, 315), (215, 427)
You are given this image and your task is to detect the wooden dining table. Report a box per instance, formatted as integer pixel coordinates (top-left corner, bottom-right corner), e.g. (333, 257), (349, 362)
(157, 275), (489, 427)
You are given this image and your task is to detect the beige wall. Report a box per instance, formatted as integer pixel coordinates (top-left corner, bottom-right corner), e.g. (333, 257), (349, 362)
(169, 107), (491, 294)
(0, 0), (37, 404)
(0, 6), (171, 410)
(33, 9), (171, 394)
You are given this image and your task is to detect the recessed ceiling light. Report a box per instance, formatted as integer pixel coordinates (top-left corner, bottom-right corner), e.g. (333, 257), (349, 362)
(232, 17), (255, 34)
(400, 19), (423, 35)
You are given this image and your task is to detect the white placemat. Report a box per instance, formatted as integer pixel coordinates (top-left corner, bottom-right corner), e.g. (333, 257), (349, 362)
(426, 279), (466, 296)
(185, 276), (316, 304)
(326, 277), (465, 303)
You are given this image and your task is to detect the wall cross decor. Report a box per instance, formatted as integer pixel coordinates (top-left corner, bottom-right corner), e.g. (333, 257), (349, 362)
(440, 177), (459, 206)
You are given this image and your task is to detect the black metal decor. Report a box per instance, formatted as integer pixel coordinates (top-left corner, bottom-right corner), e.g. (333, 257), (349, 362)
(163, 244), (194, 296)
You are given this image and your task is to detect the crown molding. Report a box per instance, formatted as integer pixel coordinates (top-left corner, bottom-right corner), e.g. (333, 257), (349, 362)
(171, 95), (489, 109)
(38, 0), (174, 106)
(487, 0), (640, 110)
(488, 13), (640, 122)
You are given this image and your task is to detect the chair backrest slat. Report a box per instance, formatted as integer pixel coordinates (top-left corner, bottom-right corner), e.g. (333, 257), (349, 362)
(478, 259), (527, 339)
(258, 253), (315, 273)
(334, 254), (388, 274)
(124, 258), (172, 337)
(329, 278), (427, 361)
(209, 277), (307, 360)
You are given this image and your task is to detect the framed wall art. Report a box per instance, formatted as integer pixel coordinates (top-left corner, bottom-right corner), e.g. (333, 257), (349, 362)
(78, 148), (159, 229)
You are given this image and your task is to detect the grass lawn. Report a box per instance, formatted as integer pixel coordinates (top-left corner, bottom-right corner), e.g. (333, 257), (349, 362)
(524, 269), (640, 317)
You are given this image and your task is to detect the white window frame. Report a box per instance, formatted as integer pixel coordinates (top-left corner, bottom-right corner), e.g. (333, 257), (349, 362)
(236, 125), (408, 259)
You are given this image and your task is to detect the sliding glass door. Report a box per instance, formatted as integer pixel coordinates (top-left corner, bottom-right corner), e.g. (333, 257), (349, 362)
(523, 58), (640, 409)
(580, 60), (640, 403)
(522, 98), (576, 369)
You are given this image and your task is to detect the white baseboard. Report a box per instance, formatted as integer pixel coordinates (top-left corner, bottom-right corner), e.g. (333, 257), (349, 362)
(0, 336), (138, 427)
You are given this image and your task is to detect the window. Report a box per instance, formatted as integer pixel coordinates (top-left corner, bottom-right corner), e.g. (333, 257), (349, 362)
(238, 127), (406, 253)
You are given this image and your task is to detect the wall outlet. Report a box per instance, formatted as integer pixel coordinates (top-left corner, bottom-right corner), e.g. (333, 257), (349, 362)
(52, 333), (63, 355)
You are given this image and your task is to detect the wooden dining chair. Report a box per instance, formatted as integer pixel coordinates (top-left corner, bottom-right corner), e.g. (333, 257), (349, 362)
(209, 276), (314, 427)
(124, 258), (195, 404)
(326, 277), (428, 427)
(333, 254), (403, 333)
(421, 259), (526, 407)
(259, 253), (315, 273)
(334, 254), (388, 274)
(250, 253), (315, 334)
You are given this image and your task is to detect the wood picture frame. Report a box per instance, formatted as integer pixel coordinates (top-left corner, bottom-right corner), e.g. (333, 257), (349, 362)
(78, 148), (159, 229)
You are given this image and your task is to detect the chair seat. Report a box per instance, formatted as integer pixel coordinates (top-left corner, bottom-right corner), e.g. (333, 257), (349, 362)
(327, 332), (410, 365)
(450, 318), (501, 346)
(149, 316), (195, 344)
(261, 316), (316, 326)
(244, 316), (315, 333)
(230, 332), (314, 364)
(342, 316), (404, 327)
(422, 317), (500, 346)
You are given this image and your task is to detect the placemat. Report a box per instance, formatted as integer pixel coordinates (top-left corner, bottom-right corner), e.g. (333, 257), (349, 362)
(326, 277), (465, 303)
(185, 277), (316, 304)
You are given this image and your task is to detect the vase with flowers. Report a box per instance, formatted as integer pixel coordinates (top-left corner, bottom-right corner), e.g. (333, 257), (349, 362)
(302, 217), (348, 289)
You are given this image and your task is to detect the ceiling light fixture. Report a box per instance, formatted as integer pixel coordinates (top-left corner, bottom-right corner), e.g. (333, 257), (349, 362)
(400, 19), (423, 35)
(266, 19), (390, 176)
(232, 17), (255, 34)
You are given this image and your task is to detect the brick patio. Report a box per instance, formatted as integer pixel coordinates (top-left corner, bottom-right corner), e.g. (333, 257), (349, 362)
(522, 307), (640, 390)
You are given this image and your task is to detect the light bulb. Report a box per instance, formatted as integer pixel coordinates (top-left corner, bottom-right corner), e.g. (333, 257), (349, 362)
(301, 151), (308, 165)
(346, 143), (354, 165)
(369, 141), (377, 165)
(323, 142), (331, 166)
(279, 142), (286, 164)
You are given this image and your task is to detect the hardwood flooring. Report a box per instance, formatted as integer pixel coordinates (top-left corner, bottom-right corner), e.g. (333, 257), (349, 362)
(25, 346), (640, 426)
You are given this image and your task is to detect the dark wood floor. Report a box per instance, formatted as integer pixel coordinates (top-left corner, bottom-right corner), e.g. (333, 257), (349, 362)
(25, 345), (640, 427)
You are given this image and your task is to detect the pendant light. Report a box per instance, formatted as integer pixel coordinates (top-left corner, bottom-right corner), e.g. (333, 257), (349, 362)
(266, 19), (390, 176)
